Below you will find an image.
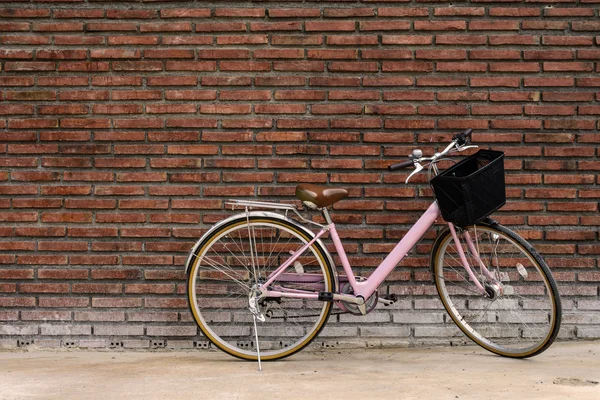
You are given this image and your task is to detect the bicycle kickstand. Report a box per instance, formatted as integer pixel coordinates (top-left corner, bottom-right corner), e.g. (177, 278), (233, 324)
(252, 315), (262, 372)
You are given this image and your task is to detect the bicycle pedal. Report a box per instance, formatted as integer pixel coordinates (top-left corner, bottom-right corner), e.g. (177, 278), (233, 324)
(378, 294), (398, 306)
(318, 291), (334, 302)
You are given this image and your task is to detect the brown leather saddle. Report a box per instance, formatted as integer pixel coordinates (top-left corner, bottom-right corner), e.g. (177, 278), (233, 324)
(295, 183), (348, 208)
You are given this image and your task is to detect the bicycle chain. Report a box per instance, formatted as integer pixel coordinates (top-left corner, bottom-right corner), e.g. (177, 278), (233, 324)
(266, 310), (346, 319)
(258, 280), (350, 319)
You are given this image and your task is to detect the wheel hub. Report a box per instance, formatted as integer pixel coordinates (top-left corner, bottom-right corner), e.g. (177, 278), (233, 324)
(484, 280), (504, 300)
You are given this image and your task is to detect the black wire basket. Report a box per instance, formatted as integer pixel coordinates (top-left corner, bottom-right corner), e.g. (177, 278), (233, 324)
(431, 149), (506, 226)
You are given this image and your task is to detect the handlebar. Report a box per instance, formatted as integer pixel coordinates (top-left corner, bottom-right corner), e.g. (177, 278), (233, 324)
(386, 129), (476, 180)
(387, 159), (414, 172)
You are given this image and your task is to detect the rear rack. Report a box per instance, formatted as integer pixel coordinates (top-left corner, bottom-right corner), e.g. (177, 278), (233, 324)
(225, 199), (325, 228)
(225, 199), (297, 211)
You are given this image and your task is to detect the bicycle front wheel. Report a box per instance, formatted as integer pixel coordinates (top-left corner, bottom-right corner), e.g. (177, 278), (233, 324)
(187, 215), (334, 361)
(432, 222), (561, 358)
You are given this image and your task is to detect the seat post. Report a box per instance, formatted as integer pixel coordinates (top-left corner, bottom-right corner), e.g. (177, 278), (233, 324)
(321, 207), (333, 225)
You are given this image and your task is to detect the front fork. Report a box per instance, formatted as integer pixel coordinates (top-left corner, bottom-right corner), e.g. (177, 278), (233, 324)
(447, 223), (502, 296)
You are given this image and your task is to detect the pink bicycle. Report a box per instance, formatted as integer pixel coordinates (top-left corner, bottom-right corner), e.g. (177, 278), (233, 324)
(186, 130), (561, 365)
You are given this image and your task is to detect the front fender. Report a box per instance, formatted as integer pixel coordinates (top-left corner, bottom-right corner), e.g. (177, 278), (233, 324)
(184, 211), (339, 291)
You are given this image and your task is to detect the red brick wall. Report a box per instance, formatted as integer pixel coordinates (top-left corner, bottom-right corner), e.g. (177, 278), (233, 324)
(1, 1), (599, 349)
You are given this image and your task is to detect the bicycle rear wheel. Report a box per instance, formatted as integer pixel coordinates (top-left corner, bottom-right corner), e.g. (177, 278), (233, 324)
(187, 215), (334, 361)
(432, 221), (561, 358)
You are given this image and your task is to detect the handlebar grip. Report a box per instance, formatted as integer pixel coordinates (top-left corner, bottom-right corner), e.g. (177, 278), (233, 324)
(388, 159), (414, 172)
(454, 128), (472, 145)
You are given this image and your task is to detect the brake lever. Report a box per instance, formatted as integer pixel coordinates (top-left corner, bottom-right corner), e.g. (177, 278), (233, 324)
(457, 145), (478, 152)
(405, 162), (423, 184)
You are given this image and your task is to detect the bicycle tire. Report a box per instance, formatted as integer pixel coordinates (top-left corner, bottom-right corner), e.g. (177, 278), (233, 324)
(186, 215), (335, 361)
(431, 220), (561, 358)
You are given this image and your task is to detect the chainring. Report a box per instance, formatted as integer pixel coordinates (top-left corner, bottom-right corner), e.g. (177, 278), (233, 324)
(338, 282), (378, 315)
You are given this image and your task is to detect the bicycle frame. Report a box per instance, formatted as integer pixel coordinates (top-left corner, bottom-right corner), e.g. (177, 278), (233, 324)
(262, 201), (493, 303)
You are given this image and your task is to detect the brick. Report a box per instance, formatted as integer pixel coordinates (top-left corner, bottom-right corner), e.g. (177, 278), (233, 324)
(41, 212), (92, 223)
(91, 269), (140, 280)
(145, 49), (194, 59)
(524, 78), (574, 87)
(39, 105), (88, 115)
(108, 36), (159, 45)
(0, 269), (34, 279)
(329, 61), (378, 72)
(160, 9), (211, 18)
(522, 21), (568, 30)
(68, 227), (117, 238)
(33, 23), (83, 32)
(489, 7), (540, 16)
(214, 8), (264, 17)
(0, 312), (19, 321)
(128, 312), (178, 322)
(525, 106), (576, 116)
(141, 23), (191, 33)
(63, 171), (113, 181)
(546, 7), (595, 16)
(38, 242), (88, 252)
(359, 21), (410, 31)
(0, 325), (38, 335)
(96, 213), (145, 224)
(164, 90), (216, 101)
(20, 283), (69, 293)
(58, 62), (110, 72)
(572, 21), (600, 31)
(415, 21), (466, 31)
(5, 62), (55, 72)
(59, 91), (109, 102)
(489, 62), (540, 73)
(250, 21), (302, 32)
(437, 62), (487, 72)
(0, 297), (35, 307)
(493, 92), (540, 102)
(18, 255), (67, 265)
(0, 35), (50, 45)
(54, 35), (103, 46)
(328, 35), (379, 46)
(90, 49), (140, 59)
(0, 105), (34, 115)
(21, 311), (72, 321)
(0, 210), (36, 223)
(435, 35), (486, 46)
(92, 298), (142, 308)
(94, 325), (144, 336)
(125, 284), (175, 294)
(72, 284), (122, 294)
(91, 242), (142, 252)
(268, 8), (320, 18)
(543, 36), (594, 46)
(70, 255), (118, 265)
(524, 50), (574, 60)
(75, 312), (125, 322)
(306, 21), (356, 32)
(146, 326), (197, 336)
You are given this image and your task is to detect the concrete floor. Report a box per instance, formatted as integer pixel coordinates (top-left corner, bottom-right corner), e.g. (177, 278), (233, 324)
(1, 341), (599, 400)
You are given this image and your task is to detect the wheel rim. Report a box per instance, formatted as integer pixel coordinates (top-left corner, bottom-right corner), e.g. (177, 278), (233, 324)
(188, 219), (332, 359)
(435, 226), (557, 356)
